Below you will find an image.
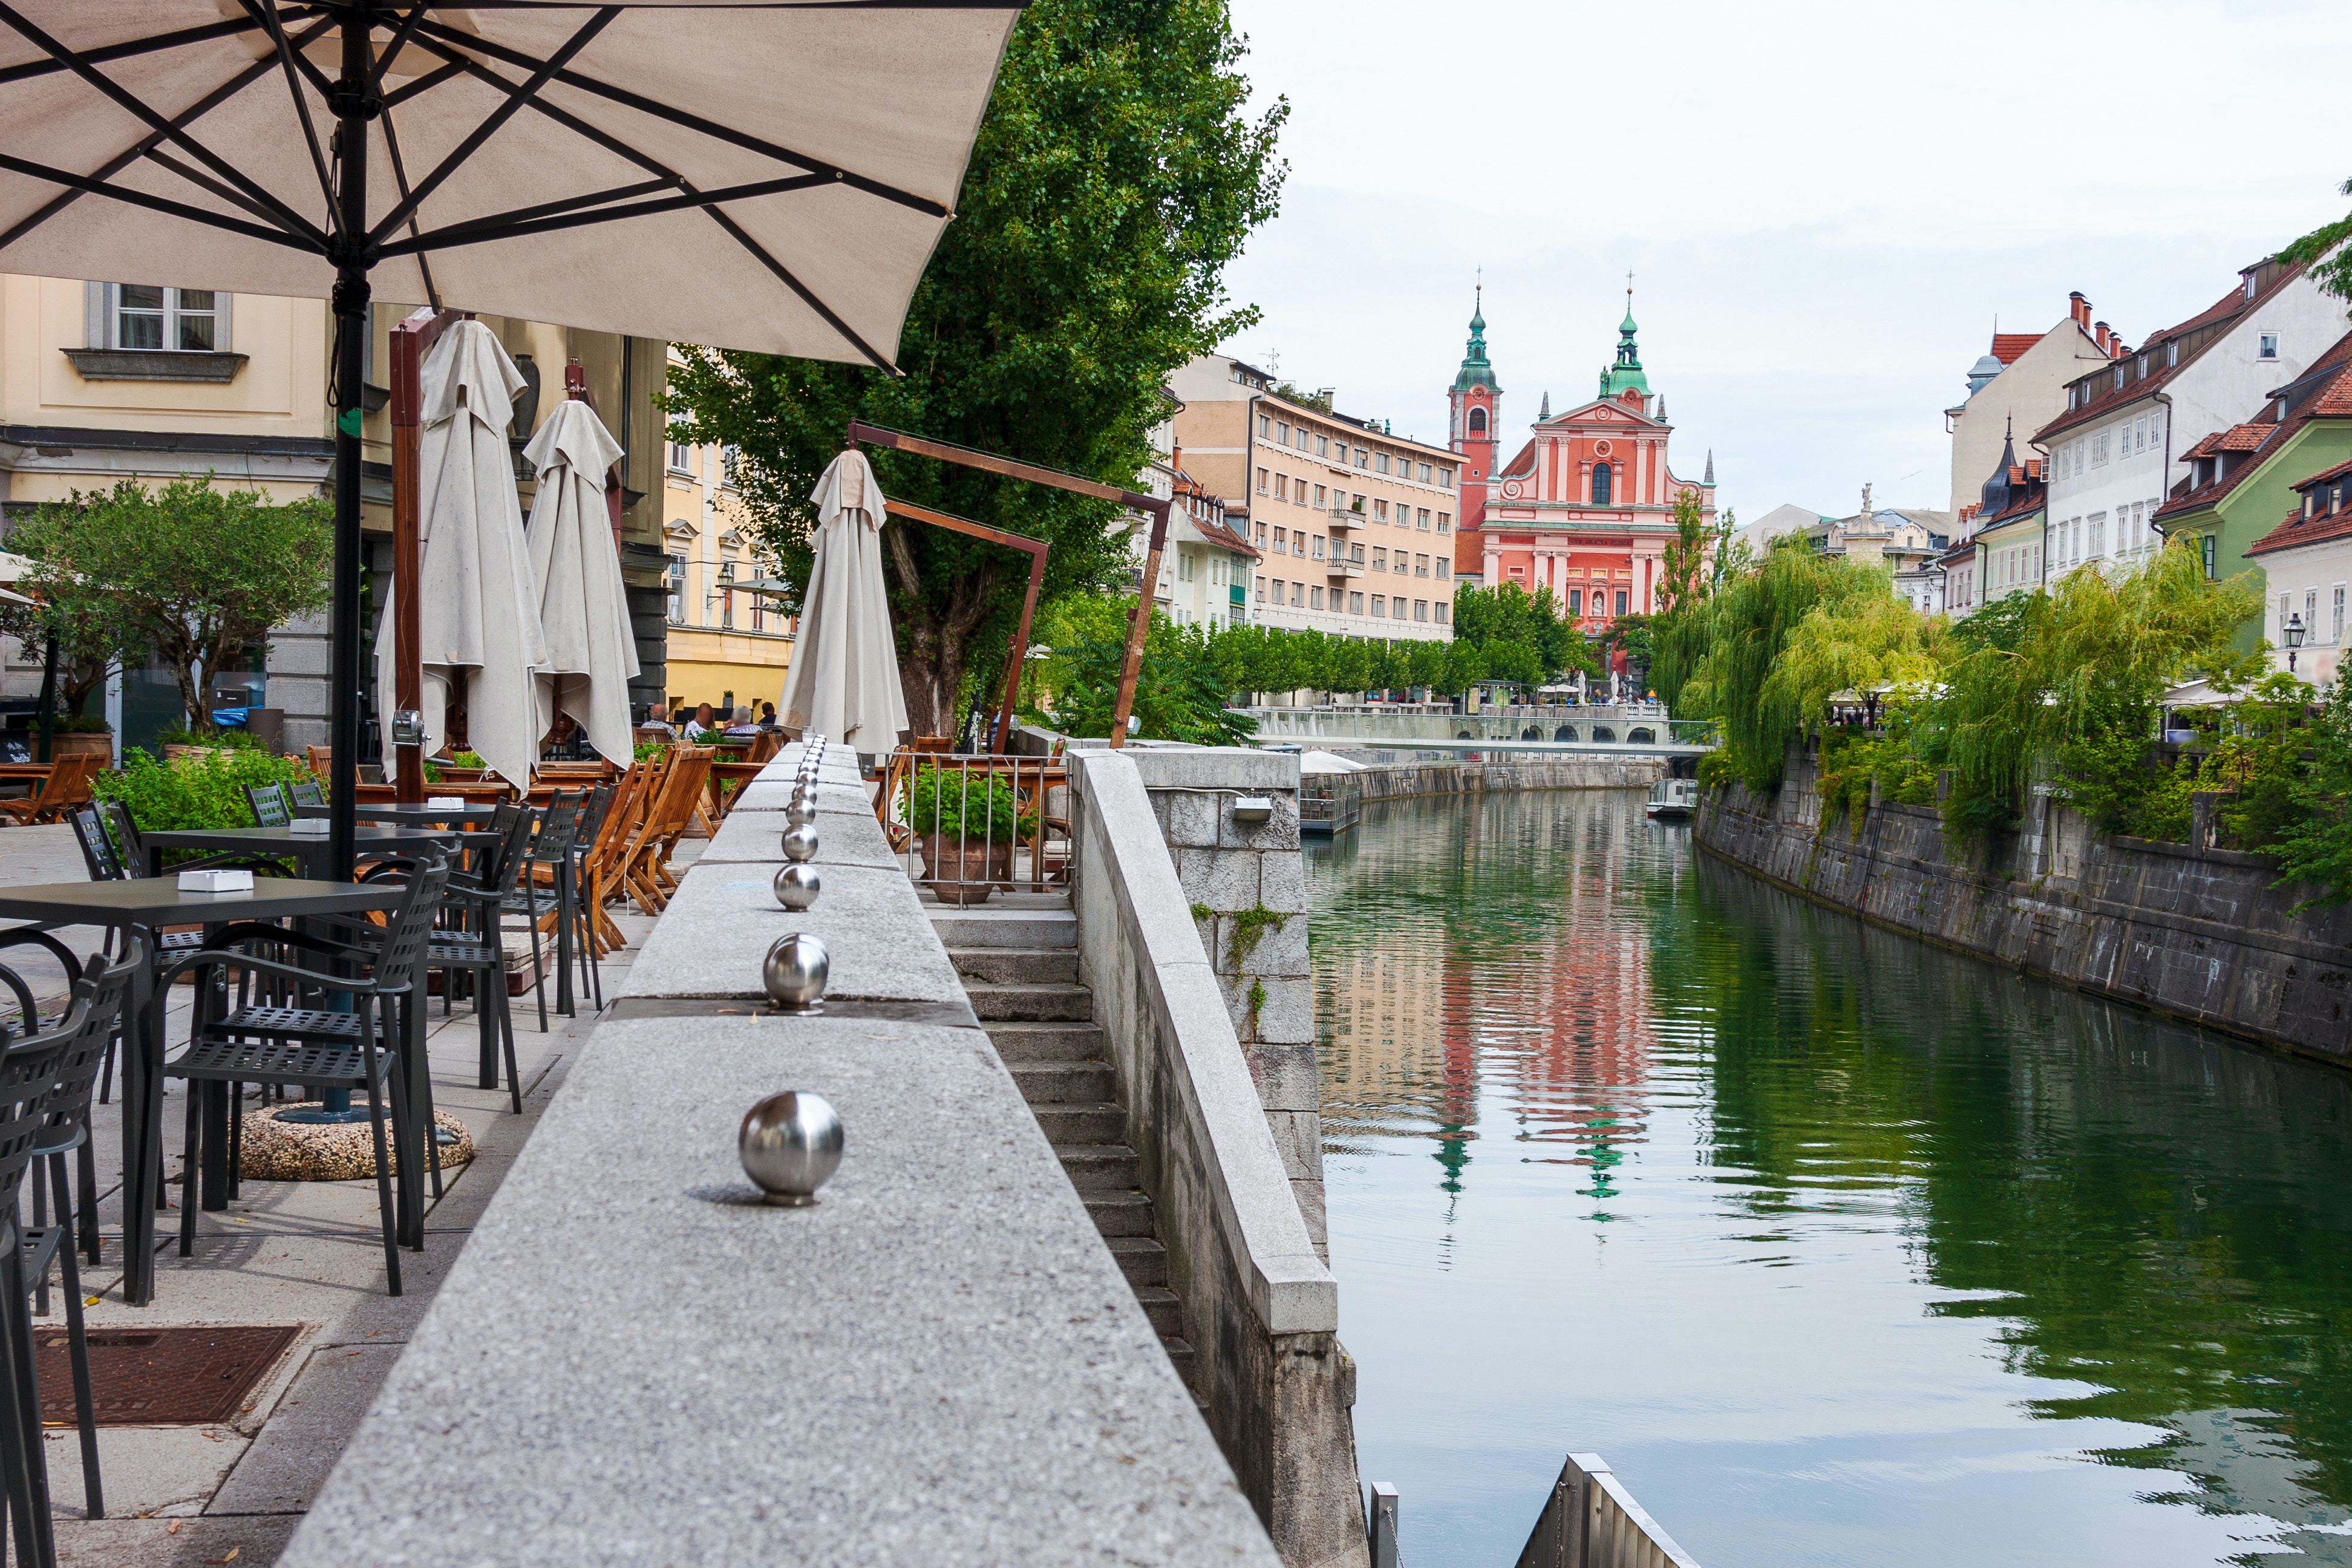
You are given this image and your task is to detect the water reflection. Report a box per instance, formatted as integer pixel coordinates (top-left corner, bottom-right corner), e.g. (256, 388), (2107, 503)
(1310, 791), (2352, 1568)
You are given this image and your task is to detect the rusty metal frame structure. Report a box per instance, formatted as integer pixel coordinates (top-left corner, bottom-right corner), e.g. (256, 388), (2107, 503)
(387, 305), (466, 804)
(847, 420), (1172, 750)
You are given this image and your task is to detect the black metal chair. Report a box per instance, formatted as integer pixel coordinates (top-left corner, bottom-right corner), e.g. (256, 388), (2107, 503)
(0, 974), (101, 1568)
(505, 793), (584, 1031)
(565, 783), (616, 1012)
(422, 806), (534, 1114)
(160, 852), (452, 1296)
(290, 778), (324, 809)
(244, 782), (292, 828)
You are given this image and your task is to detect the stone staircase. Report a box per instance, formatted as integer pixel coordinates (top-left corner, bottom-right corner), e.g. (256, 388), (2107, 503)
(929, 895), (1198, 1400)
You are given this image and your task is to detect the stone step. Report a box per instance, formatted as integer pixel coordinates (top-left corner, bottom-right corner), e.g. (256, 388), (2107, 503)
(1009, 1060), (1116, 1105)
(1031, 1101), (1124, 1146)
(948, 946), (1080, 985)
(1133, 1285), (1184, 1339)
(986, 1020), (1106, 1063)
(1083, 1189), (1155, 1237)
(1161, 1336), (1203, 1404)
(964, 982), (1093, 1022)
(1105, 1234), (1168, 1288)
(1054, 1143), (1139, 1191)
(927, 905), (1076, 950)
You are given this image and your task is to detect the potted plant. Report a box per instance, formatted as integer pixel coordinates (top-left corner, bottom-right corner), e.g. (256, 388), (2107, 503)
(903, 764), (1018, 905)
(47, 713), (114, 761)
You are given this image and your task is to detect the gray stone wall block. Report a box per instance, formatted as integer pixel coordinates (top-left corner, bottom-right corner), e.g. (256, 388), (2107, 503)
(1178, 846), (1260, 912)
(1245, 1044), (1320, 1112)
(1228, 974), (1312, 1047)
(1218, 791), (1300, 851)
(264, 636), (332, 678)
(1290, 1178), (1327, 1250)
(1160, 789), (1223, 849)
(1128, 748), (1299, 792)
(1257, 854), (1307, 918)
(269, 675), (328, 720)
(1232, 913), (1307, 980)
(1263, 1111), (1322, 1182)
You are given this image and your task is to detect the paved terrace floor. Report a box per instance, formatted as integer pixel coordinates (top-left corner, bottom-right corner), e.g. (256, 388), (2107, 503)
(0, 818), (694, 1568)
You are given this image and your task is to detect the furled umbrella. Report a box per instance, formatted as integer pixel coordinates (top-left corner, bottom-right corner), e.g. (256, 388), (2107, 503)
(372, 319), (549, 790)
(0, 1), (1018, 878)
(779, 449), (909, 753)
(524, 396), (638, 765)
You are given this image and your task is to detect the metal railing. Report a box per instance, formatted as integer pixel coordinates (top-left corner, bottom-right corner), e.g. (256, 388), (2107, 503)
(1515, 1452), (1700, 1568)
(876, 748), (1072, 905)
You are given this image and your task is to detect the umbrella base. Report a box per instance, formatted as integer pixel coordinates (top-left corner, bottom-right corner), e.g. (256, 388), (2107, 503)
(240, 1106), (474, 1182)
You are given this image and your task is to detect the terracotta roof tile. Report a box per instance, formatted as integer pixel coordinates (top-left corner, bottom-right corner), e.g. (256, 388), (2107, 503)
(2033, 262), (2306, 445)
(2213, 422), (2279, 454)
(2249, 500), (2352, 557)
(1990, 333), (2040, 365)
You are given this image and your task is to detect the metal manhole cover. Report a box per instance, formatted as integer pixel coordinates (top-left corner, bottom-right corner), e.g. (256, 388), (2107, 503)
(36, 1324), (305, 1426)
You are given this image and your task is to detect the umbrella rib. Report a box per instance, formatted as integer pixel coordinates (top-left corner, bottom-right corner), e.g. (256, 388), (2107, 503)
(0, 12), (338, 256)
(384, 59), (468, 111)
(141, 146), (307, 232)
(699, 200), (898, 373)
(370, 4), (435, 92)
(0, 152), (318, 253)
(376, 174), (826, 256)
(378, 108), (443, 312)
(404, 14), (950, 220)
(235, 0), (340, 239)
(365, 8), (621, 249)
(0, 2), (326, 247)
(0, 8), (329, 86)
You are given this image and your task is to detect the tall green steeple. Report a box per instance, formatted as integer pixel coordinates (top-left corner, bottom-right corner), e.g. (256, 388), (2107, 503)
(1598, 279), (1650, 399)
(1452, 284), (1500, 394)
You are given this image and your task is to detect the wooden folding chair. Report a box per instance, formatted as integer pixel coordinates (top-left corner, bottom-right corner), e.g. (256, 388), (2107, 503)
(0, 754), (102, 826)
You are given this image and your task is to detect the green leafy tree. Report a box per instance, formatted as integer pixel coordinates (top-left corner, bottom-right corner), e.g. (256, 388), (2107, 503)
(2, 477), (331, 735)
(664, 1), (1286, 734)
(1044, 603), (1256, 744)
(2283, 183), (2352, 302)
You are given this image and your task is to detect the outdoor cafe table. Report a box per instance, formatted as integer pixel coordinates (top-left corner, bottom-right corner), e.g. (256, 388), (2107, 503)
(142, 822), (498, 881)
(0, 877), (407, 1306)
(302, 802), (503, 829)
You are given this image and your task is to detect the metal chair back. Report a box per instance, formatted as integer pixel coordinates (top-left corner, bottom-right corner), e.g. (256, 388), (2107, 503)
(68, 805), (125, 882)
(371, 852), (454, 998)
(291, 779), (325, 809)
(100, 799), (147, 874)
(37, 941), (136, 1148)
(246, 782), (293, 828)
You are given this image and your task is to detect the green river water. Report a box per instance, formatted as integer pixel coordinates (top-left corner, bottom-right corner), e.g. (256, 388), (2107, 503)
(1307, 789), (2352, 1568)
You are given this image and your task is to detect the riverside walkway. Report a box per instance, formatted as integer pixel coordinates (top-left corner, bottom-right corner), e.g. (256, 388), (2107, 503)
(282, 741), (1276, 1566)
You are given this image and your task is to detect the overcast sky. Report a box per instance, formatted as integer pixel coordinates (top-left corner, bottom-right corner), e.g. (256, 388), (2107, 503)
(1216, 0), (2352, 523)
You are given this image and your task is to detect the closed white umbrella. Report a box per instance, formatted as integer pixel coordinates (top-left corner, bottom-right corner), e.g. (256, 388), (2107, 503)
(524, 397), (638, 765)
(779, 450), (907, 753)
(373, 319), (549, 789)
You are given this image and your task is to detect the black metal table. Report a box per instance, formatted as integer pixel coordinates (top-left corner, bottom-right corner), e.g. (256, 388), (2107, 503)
(0, 877), (405, 1305)
(143, 822), (497, 881)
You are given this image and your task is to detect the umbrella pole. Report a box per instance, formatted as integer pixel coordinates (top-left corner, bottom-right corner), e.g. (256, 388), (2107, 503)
(325, 19), (373, 884)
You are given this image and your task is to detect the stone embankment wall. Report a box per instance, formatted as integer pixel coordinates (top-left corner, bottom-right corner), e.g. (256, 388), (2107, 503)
(1696, 745), (2352, 1067)
(1065, 749), (1366, 1568)
(1340, 754), (1668, 799)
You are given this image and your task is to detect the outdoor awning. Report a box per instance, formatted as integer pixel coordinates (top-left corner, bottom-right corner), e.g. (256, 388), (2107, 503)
(0, 4), (1020, 368)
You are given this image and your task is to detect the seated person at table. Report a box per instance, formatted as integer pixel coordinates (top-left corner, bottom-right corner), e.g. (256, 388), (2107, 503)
(639, 699), (676, 739)
(759, 702), (781, 730)
(688, 702), (719, 739)
(723, 705), (762, 737)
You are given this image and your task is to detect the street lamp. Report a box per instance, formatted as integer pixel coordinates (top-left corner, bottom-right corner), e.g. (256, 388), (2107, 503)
(2286, 612), (2307, 673)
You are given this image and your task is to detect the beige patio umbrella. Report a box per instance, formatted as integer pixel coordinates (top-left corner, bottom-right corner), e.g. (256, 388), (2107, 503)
(372, 320), (549, 789)
(0, 1), (1016, 875)
(524, 397), (638, 765)
(779, 449), (909, 753)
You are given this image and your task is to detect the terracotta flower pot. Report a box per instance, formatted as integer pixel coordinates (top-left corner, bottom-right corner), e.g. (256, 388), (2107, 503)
(917, 833), (1013, 906)
(48, 732), (113, 760)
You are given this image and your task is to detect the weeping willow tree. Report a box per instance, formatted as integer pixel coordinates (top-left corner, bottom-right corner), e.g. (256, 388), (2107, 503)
(1913, 537), (2262, 837)
(1680, 539), (1932, 790)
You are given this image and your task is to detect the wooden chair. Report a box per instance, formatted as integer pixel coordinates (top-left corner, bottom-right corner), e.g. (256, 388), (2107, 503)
(304, 745), (332, 779)
(577, 764), (645, 957)
(621, 747), (710, 913)
(0, 754), (101, 826)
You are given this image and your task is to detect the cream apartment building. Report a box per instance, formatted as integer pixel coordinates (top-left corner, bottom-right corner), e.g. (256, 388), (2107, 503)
(659, 405), (794, 716)
(0, 273), (671, 754)
(1168, 354), (1454, 642)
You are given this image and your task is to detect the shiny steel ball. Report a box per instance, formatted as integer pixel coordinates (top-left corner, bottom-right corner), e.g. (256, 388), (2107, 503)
(781, 823), (820, 863)
(785, 799), (817, 829)
(738, 1090), (843, 1206)
(762, 930), (829, 1009)
(773, 863), (820, 911)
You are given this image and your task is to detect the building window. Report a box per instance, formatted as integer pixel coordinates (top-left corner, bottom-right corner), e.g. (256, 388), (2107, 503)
(1256, 468), (1269, 494)
(1414, 553), (1429, 577)
(1433, 601), (1448, 626)
(1376, 452), (1391, 475)
(721, 445), (740, 487)
(1310, 586), (1324, 610)
(1437, 512), (1451, 533)
(1275, 474), (1288, 501)
(666, 554), (685, 623)
(1313, 484), (1327, 508)
(1275, 420), (1290, 444)
(1316, 434), (1330, 457)
(1413, 599), (1428, 622)
(1467, 408), (1487, 433)
(1258, 413), (1271, 437)
(1568, 588), (1582, 615)
(2092, 433), (2109, 466)
(1371, 595), (1386, 617)
(1591, 463), (1612, 505)
(668, 439), (694, 474)
(1256, 578), (1266, 603)
(1436, 558), (1449, 580)
(1290, 581), (1302, 606)
(1418, 463), (1432, 483)
(1312, 535), (1326, 560)
(718, 560), (736, 628)
(1615, 590), (1629, 616)
(1417, 508), (1431, 531)
(1373, 500), (1389, 522)
(1349, 592), (1364, 614)
(1439, 465), (1454, 488)
(109, 284), (220, 351)
(2334, 584), (2345, 644)
(1354, 446), (1368, 469)
(2260, 332), (2280, 361)
(1296, 428), (1310, 452)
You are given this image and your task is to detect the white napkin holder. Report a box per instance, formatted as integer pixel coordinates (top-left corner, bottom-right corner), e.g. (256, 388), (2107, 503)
(426, 795), (466, 808)
(288, 818), (331, 837)
(178, 869), (255, 893)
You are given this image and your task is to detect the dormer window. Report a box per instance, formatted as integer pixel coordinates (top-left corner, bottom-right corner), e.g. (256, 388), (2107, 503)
(2112, 366), (2125, 392)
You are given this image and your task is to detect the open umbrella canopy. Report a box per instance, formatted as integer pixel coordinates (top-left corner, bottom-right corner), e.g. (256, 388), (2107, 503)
(373, 319), (548, 789)
(0, 3), (1018, 365)
(524, 396), (638, 766)
(0, 1), (1016, 874)
(779, 449), (907, 753)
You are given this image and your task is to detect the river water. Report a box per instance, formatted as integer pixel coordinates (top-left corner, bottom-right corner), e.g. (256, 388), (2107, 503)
(1307, 789), (2352, 1568)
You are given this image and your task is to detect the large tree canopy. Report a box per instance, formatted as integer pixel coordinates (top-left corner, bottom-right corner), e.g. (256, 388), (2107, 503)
(665, 0), (1286, 734)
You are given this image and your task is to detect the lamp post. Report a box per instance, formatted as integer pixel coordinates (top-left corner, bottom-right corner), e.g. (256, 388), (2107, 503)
(2287, 611), (2307, 673)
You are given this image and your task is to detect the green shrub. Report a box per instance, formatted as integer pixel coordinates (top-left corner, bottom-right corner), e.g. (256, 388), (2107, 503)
(54, 713), (109, 735)
(1696, 750), (1738, 790)
(95, 746), (317, 835)
(450, 749), (486, 768)
(902, 764), (1018, 844)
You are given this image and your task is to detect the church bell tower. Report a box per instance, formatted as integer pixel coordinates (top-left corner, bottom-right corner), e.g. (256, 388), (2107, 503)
(1449, 284), (1501, 547)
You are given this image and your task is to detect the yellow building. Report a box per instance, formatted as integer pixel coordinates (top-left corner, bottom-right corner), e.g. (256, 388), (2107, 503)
(656, 359), (794, 718)
(0, 273), (673, 755)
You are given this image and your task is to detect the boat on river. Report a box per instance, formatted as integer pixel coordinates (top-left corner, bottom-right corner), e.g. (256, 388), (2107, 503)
(1645, 777), (1699, 820)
